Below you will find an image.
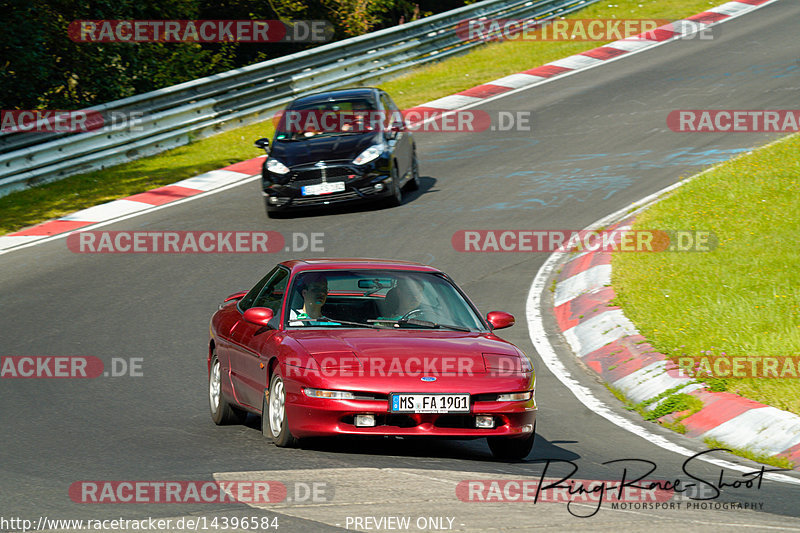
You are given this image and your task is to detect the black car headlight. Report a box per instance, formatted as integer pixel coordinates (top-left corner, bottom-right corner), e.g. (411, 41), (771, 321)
(265, 157), (291, 185)
(353, 143), (385, 166)
(266, 158), (290, 175)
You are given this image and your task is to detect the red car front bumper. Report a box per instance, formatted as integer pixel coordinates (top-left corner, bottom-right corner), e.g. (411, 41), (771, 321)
(282, 372), (537, 438)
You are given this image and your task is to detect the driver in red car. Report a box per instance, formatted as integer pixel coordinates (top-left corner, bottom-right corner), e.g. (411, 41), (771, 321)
(379, 277), (432, 323)
(289, 273), (334, 326)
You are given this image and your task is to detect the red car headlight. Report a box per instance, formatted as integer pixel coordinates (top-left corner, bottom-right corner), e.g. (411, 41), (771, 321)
(497, 391), (533, 401)
(483, 353), (532, 373)
(303, 388), (357, 400)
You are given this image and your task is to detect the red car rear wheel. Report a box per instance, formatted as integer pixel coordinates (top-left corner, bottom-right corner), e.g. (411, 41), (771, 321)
(209, 354), (247, 425)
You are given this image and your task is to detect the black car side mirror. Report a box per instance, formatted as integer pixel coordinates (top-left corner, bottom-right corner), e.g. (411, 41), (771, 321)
(387, 121), (404, 139)
(254, 138), (270, 151)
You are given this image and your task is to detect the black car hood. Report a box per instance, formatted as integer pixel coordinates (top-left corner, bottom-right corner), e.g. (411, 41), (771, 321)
(270, 132), (382, 167)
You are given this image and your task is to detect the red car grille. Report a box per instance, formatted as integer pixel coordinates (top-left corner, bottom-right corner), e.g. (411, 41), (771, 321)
(342, 414), (499, 430)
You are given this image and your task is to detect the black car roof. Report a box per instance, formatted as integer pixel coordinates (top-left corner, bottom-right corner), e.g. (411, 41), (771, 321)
(290, 88), (379, 108)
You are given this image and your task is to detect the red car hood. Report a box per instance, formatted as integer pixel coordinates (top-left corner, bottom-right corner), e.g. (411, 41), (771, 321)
(290, 329), (521, 375)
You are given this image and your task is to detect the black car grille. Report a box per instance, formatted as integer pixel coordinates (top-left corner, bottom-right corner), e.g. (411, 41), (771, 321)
(291, 190), (362, 205)
(358, 185), (381, 195)
(290, 175), (342, 188)
(289, 163), (359, 185)
(285, 183), (383, 206)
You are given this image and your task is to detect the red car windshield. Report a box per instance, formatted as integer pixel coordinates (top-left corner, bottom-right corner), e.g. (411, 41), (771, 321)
(286, 270), (485, 331)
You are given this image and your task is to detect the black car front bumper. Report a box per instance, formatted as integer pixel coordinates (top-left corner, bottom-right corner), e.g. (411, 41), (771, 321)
(262, 160), (394, 211)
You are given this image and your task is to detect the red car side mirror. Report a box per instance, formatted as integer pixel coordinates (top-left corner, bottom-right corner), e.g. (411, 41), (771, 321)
(243, 307), (275, 327)
(486, 311), (515, 330)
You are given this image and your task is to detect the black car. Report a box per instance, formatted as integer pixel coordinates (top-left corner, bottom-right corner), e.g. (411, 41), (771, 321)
(255, 88), (419, 217)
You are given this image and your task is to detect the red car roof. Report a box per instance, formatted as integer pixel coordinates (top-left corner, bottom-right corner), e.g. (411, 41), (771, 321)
(281, 258), (441, 274)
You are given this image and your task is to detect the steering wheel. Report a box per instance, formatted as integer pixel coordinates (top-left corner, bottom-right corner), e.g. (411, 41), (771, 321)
(399, 308), (424, 322)
(398, 303), (442, 323)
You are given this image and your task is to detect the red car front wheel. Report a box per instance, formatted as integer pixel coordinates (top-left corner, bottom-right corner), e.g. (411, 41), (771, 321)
(262, 368), (298, 447)
(487, 423), (536, 461)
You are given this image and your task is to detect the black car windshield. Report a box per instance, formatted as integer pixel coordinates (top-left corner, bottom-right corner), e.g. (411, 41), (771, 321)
(275, 98), (396, 140)
(286, 270), (486, 331)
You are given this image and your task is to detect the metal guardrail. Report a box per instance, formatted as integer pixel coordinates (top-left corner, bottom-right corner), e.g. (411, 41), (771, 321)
(0, 0), (598, 197)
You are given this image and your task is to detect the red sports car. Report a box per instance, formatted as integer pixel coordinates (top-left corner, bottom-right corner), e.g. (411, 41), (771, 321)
(207, 259), (537, 460)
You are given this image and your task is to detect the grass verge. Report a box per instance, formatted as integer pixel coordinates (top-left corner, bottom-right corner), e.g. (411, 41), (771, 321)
(1, 0), (725, 235)
(604, 382), (704, 425)
(704, 438), (795, 470)
(612, 133), (800, 416)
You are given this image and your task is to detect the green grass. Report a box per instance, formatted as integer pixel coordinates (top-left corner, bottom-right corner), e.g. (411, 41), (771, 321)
(0, 121), (272, 234)
(604, 383), (633, 407)
(704, 438), (795, 470)
(0, 0), (727, 234)
(661, 420), (688, 434)
(641, 392), (703, 421)
(613, 134), (800, 413)
(604, 382), (704, 427)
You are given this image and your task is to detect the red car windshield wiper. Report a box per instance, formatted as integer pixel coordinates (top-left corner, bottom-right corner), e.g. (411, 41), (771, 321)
(294, 317), (390, 329)
(387, 317), (472, 332)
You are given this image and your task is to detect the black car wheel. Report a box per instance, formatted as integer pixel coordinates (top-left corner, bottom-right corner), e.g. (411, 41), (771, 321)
(265, 204), (286, 219)
(263, 368), (298, 447)
(404, 150), (420, 192)
(487, 424), (535, 461)
(209, 354), (247, 425)
(385, 164), (402, 207)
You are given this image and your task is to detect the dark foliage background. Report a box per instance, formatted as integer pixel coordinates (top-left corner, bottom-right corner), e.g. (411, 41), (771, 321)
(0, 0), (468, 109)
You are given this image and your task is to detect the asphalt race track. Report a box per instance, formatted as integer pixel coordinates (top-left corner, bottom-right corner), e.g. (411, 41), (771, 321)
(2, 1), (800, 531)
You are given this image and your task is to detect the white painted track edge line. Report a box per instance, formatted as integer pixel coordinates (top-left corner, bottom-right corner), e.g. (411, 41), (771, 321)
(0, 174), (260, 256)
(526, 133), (800, 484)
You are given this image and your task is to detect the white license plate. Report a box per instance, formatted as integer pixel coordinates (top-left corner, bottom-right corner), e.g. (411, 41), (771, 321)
(301, 182), (345, 196)
(390, 393), (470, 413)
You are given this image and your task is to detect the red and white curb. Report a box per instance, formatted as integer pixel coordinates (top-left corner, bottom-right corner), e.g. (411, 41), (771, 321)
(552, 219), (800, 468)
(0, 157), (265, 253)
(0, 0), (777, 255)
(400, 0), (778, 115)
